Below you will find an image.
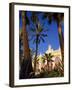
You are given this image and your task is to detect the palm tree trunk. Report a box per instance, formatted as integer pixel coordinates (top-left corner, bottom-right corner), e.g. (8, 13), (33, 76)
(47, 60), (49, 72)
(58, 23), (64, 62)
(51, 62), (52, 71)
(20, 11), (33, 79)
(22, 12), (31, 59)
(34, 35), (39, 74)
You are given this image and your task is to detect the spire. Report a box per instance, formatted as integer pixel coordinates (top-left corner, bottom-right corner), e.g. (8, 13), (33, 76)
(48, 44), (51, 50)
(39, 53), (42, 57)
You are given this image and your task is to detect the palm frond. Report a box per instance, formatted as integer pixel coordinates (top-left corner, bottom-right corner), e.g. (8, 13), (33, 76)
(31, 12), (38, 24)
(30, 27), (35, 32)
(40, 36), (45, 43)
(53, 13), (64, 24)
(42, 12), (48, 19)
(40, 34), (48, 37)
(25, 14), (30, 25)
(33, 39), (36, 44)
(45, 53), (48, 58)
(38, 39), (41, 44)
(40, 29), (48, 35)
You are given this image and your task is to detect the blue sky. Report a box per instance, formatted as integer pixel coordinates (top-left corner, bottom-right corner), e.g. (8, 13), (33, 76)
(19, 11), (64, 55)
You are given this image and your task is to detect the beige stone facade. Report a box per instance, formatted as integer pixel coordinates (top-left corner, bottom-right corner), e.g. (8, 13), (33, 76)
(37, 45), (62, 71)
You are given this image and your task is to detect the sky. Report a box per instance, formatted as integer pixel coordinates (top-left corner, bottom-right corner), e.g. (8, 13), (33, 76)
(19, 11), (64, 55)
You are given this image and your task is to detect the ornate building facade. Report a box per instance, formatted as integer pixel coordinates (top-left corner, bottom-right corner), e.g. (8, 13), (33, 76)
(46, 45), (62, 61)
(37, 45), (62, 71)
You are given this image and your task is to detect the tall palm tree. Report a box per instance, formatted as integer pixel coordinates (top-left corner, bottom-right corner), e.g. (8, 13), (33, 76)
(19, 11), (33, 79)
(21, 11), (31, 59)
(53, 13), (64, 62)
(29, 12), (48, 74)
(31, 22), (48, 74)
(43, 13), (64, 62)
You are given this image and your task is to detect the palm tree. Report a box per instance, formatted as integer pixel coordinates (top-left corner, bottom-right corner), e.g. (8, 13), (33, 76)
(43, 13), (64, 62)
(19, 29), (23, 66)
(43, 53), (54, 71)
(53, 13), (64, 62)
(29, 12), (48, 74)
(31, 22), (48, 74)
(41, 56), (46, 64)
(19, 11), (33, 79)
(21, 11), (31, 60)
